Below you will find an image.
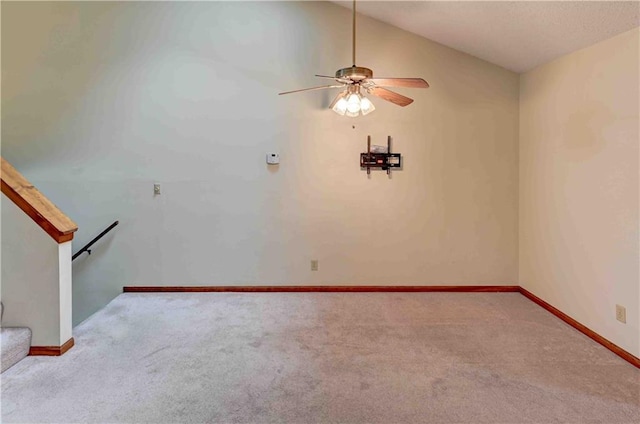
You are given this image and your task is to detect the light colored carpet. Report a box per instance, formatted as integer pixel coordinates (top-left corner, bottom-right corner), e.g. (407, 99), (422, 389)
(1, 292), (638, 423)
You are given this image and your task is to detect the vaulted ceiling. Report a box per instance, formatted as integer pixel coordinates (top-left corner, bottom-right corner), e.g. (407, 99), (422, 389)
(332, 1), (640, 73)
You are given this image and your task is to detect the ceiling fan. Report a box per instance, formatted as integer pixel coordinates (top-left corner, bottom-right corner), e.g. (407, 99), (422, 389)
(279, 0), (429, 117)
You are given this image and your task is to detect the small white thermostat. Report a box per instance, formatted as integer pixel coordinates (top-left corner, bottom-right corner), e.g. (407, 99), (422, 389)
(266, 153), (280, 165)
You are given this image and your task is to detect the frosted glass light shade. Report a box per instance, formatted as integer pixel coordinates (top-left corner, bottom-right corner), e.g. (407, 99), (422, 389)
(346, 93), (361, 114)
(345, 109), (359, 117)
(332, 96), (348, 115)
(360, 97), (375, 115)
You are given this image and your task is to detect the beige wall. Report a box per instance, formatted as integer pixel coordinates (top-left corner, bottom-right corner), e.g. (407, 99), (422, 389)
(1, 1), (519, 324)
(1, 194), (73, 346)
(519, 28), (640, 357)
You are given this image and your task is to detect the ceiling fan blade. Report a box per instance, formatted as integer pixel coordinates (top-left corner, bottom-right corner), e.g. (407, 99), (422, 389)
(279, 85), (345, 95)
(368, 78), (429, 88)
(368, 87), (414, 107)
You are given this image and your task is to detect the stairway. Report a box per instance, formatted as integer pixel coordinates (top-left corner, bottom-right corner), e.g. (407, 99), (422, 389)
(1, 327), (32, 372)
(1, 302), (32, 373)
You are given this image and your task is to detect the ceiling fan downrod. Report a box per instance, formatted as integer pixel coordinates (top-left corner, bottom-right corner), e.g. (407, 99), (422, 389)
(352, 0), (356, 67)
(336, 0), (372, 82)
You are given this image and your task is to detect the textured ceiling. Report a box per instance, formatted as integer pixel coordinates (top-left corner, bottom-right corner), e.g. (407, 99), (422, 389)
(332, 1), (640, 73)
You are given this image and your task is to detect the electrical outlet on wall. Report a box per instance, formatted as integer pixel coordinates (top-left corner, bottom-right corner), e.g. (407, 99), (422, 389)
(615, 305), (626, 323)
(311, 260), (318, 271)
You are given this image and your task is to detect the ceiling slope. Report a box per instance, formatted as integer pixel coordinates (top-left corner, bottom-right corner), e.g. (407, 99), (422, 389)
(332, 1), (640, 73)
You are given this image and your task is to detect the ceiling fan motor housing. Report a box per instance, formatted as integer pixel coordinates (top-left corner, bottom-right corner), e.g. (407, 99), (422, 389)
(336, 66), (373, 81)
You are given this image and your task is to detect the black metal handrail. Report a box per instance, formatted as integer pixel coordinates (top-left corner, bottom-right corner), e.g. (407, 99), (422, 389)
(72, 221), (119, 261)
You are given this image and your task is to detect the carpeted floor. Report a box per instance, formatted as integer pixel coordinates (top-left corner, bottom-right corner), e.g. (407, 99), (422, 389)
(1, 292), (638, 423)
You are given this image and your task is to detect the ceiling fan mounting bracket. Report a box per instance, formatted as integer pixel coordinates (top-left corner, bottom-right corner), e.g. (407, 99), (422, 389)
(336, 66), (373, 81)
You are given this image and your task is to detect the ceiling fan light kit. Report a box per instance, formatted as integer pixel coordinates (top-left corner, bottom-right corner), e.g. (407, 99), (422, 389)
(332, 84), (375, 117)
(279, 0), (429, 117)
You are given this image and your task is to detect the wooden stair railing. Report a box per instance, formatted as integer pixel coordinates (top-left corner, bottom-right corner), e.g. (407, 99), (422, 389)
(1, 157), (77, 243)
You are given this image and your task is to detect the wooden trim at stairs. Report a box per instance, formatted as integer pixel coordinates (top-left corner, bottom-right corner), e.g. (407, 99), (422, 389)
(1, 157), (77, 243)
(29, 338), (75, 356)
(123, 285), (521, 293)
(519, 287), (640, 369)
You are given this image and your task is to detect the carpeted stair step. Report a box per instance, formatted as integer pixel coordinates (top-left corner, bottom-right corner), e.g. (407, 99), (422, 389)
(1, 327), (32, 373)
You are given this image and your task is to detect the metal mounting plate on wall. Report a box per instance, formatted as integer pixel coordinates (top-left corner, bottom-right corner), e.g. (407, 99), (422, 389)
(360, 136), (401, 175)
(360, 153), (401, 170)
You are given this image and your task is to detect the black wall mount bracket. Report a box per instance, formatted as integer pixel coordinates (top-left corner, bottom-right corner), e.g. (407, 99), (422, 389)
(360, 135), (401, 175)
